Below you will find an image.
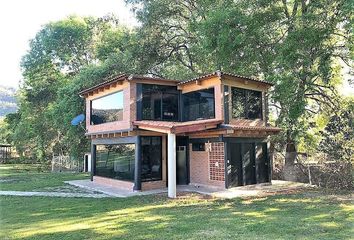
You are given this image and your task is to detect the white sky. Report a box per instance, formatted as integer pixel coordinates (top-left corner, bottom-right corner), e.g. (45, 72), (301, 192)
(0, 0), (137, 89)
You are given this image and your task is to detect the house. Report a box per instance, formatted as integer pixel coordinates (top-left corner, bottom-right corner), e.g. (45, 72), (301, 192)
(79, 71), (281, 198)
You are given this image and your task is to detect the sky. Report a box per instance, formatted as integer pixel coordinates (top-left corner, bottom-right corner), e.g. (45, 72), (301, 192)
(0, 0), (137, 89)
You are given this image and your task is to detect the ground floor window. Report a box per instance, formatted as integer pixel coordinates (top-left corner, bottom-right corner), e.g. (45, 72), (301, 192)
(141, 136), (162, 181)
(95, 144), (135, 181)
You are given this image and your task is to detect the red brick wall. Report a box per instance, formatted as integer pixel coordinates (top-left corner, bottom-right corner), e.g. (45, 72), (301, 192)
(142, 181), (166, 191)
(189, 142), (225, 189)
(93, 176), (134, 190)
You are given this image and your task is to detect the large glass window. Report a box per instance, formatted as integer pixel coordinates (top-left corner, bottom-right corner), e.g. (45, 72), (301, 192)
(183, 88), (215, 121)
(95, 144), (135, 181)
(141, 136), (162, 181)
(91, 91), (123, 125)
(231, 87), (262, 119)
(141, 84), (179, 121)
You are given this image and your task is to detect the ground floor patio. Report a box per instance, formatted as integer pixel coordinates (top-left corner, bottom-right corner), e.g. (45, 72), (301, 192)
(66, 179), (314, 199)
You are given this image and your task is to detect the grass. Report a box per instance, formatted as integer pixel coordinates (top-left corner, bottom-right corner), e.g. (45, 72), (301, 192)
(0, 164), (353, 240)
(0, 164), (89, 191)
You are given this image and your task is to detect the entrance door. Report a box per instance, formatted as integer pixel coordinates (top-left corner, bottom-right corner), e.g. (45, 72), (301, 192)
(227, 141), (268, 188)
(242, 143), (257, 185)
(227, 143), (243, 187)
(255, 143), (269, 183)
(84, 156), (88, 172)
(176, 137), (189, 185)
(177, 146), (188, 184)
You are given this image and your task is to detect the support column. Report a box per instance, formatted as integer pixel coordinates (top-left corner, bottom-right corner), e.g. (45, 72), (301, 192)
(168, 133), (176, 198)
(90, 143), (96, 181)
(134, 136), (142, 191)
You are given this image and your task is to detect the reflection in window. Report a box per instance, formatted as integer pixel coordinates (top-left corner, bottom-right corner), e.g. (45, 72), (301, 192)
(183, 88), (215, 121)
(95, 144), (135, 181)
(142, 84), (179, 121)
(231, 87), (262, 119)
(141, 136), (162, 181)
(91, 91), (123, 125)
(192, 143), (205, 151)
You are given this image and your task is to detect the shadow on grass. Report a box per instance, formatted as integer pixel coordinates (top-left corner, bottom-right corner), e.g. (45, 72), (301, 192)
(1, 190), (353, 240)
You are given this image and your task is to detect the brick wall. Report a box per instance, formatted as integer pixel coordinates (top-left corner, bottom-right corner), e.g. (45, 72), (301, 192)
(93, 176), (134, 190)
(189, 142), (225, 189)
(142, 181), (166, 191)
(208, 142), (225, 181)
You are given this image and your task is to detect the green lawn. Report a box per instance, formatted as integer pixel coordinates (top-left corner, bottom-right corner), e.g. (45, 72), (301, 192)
(0, 164), (353, 240)
(0, 164), (89, 191)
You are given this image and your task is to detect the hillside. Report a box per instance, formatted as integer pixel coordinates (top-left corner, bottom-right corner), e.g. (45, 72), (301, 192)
(0, 85), (17, 118)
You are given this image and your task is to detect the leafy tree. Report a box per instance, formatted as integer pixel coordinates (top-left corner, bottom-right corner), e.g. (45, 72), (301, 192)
(6, 15), (135, 162)
(127, 0), (353, 180)
(318, 99), (354, 163)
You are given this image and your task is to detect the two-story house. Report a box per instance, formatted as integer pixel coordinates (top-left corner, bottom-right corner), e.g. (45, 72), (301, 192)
(79, 71), (281, 198)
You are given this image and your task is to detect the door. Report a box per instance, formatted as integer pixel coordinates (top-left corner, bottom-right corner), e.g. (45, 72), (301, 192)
(255, 143), (269, 183)
(84, 156), (88, 172)
(177, 146), (188, 185)
(227, 143), (243, 187)
(242, 143), (257, 185)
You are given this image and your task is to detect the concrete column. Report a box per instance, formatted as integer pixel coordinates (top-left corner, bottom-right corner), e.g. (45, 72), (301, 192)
(134, 136), (142, 191)
(168, 133), (176, 198)
(90, 143), (96, 181)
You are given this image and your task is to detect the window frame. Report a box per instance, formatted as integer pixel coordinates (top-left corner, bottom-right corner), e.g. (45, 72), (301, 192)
(192, 143), (205, 151)
(90, 90), (124, 125)
(141, 84), (179, 121)
(230, 87), (263, 120)
(95, 143), (135, 182)
(141, 136), (163, 182)
(182, 87), (216, 121)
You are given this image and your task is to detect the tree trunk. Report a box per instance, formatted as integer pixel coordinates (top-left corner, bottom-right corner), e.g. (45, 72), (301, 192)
(283, 139), (297, 182)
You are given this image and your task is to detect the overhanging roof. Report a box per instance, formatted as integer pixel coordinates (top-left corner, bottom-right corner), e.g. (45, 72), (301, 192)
(132, 119), (223, 134)
(79, 74), (179, 97)
(220, 124), (281, 132)
(177, 71), (273, 87)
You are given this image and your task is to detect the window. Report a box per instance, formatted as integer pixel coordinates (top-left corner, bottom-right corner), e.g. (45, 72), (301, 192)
(91, 91), (123, 125)
(231, 87), (262, 119)
(141, 136), (162, 181)
(183, 88), (215, 121)
(141, 84), (179, 121)
(95, 144), (135, 181)
(192, 143), (205, 151)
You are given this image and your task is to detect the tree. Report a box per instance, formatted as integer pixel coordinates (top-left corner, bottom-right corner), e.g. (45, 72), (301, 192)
(127, 0), (353, 180)
(7, 15), (136, 162)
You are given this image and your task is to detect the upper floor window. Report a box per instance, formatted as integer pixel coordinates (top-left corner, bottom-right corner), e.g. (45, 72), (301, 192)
(142, 84), (179, 121)
(183, 88), (215, 121)
(231, 87), (262, 119)
(91, 91), (123, 125)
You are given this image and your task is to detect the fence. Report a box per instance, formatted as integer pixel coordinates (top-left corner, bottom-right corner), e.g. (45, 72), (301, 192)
(51, 155), (83, 172)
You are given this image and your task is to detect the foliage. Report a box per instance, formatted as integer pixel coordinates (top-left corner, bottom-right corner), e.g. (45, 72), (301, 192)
(1, 1), (353, 179)
(318, 99), (354, 163)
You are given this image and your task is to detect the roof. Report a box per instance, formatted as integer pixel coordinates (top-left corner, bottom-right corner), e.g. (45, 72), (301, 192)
(79, 71), (273, 97)
(133, 119), (223, 134)
(79, 74), (179, 96)
(221, 124), (281, 132)
(177, 71), (273, 86)
(79, 74), (127, 96)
